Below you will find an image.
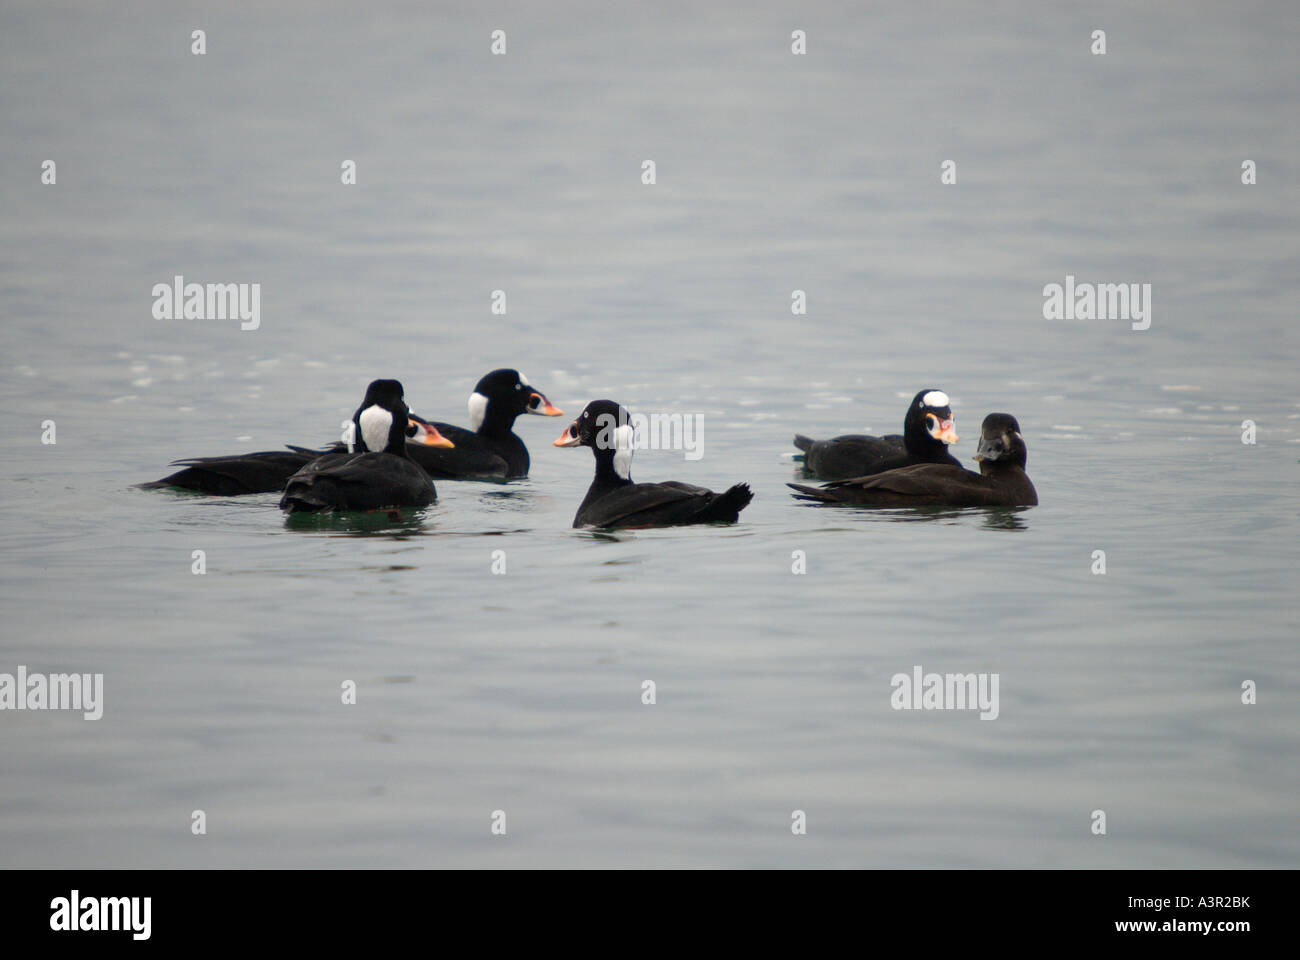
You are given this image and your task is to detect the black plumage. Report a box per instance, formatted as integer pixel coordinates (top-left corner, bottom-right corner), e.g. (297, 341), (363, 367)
(279, 380), (438, 513)
(555, 400), (753, 529)
(788, 413), (1036, 508)
(141, 368), (553, 493)
(139, 447), (324, 495)
(406, 369), (563, 480)
(793, 388), (960, 480)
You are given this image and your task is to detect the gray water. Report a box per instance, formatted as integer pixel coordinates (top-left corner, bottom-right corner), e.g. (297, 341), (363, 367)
(1, 1), (1297, 868)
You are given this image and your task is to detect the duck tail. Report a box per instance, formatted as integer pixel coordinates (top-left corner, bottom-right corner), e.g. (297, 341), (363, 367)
(787, 482), (836, 503)
(723, 482), (754, 511)
(705, 482), (753, 521)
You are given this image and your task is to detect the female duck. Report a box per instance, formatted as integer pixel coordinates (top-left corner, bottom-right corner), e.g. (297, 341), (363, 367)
(788, 413), (1036, 508)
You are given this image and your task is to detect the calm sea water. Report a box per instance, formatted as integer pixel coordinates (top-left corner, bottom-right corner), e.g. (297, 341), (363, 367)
(1, 2), (1297, 868)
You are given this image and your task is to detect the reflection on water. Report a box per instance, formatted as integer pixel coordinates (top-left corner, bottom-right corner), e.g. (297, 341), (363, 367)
(981, 509), (1031, 531)
(579, 529), (638, 543)
(785, 500), (1033, 529)
(476, 488), (548, 513)
(282, 509), (432, 536)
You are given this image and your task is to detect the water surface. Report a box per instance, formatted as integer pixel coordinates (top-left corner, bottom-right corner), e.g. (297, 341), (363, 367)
(1, 1), (1297, 868)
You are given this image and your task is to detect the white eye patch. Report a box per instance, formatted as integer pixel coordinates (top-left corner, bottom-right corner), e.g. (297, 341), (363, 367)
(921, 391), (949, 408)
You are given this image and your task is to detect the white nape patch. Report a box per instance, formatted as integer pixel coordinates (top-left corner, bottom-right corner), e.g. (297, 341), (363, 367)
(517, 371), (531, 387)
(468, 392), (490, 431)
(358, 404), (393, 452)
(921, 391), (950, 408)
(612, 424), (636, 479)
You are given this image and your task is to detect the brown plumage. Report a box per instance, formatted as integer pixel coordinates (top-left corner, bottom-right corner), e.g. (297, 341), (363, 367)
(789, 413), (1036, 508)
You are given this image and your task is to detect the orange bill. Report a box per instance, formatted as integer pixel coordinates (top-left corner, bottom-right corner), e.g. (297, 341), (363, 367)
(409, 418), (454, 448)
(553, 422), (581, 447)
(528, 392), (564, 417)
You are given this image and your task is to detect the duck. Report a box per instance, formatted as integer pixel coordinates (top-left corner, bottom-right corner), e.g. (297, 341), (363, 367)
(139, 446), (326, 496)
(279, 379), (449, 513)
(405, 369), (563, 479)
(141, 368), (559, 493)
(792, 389), (960, 480)
(787, 413), (1036, 508)
(554, 399), (753, 528)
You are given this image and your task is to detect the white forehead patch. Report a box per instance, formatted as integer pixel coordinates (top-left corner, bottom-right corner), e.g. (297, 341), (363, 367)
(517, 371), (531, 387)
(921, 391), (950, 408)
(468, 391), (489, 431)
(358, 404), (393, 453)
(612, 423), (635, 480)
